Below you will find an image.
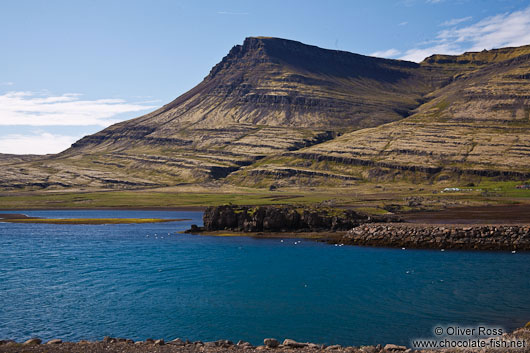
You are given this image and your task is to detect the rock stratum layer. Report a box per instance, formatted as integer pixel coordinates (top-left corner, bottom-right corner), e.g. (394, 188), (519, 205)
(2, 38), (530, 190)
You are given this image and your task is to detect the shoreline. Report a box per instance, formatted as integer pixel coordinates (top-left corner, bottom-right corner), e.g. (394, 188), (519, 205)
(0, 213), (191, 224)
(1, 327), (529, 352)
(0, 206), (206, 212)
(2, 205), (530, 251)
(188, 224), (530, 252)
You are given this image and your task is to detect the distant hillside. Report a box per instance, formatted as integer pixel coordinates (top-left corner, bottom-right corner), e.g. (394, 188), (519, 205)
(1, 38), (529, 191)
(0, 154), (43, 166)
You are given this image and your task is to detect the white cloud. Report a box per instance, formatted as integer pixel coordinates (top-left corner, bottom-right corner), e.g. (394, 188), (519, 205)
(399, 21), (408, 26)
(441, 16), (472, 27)
(399, 43), (462, 62)
(0, 91), (157, 126)
(399, 6), (530, 62)
(426, 0), (443, 3)
(1, 82), (14, 86)
(370, 48), (402, 58)
(0, 132), (81, 154)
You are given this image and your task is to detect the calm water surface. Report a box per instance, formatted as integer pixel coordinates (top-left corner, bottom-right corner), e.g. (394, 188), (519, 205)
(1, 210), (529, 346)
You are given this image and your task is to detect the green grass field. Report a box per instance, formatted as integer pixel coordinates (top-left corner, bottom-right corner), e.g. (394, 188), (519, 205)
(0, 190), (335, 209)
(0, 179), (528, 213)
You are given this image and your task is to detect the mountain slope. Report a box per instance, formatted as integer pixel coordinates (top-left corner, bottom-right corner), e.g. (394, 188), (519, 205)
(1, 39), (529, 191)
(231, 46), (530, 187)
(0, 37), (442, 190)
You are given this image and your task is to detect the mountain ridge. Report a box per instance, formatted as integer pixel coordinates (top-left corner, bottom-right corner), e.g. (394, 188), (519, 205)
(1, 37), (529, 191)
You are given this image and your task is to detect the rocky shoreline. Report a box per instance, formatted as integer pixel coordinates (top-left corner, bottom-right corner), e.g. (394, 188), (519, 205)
(187, 205), (530, 251)
(341, 223), (530, 251)
(1, 328), (529, 353)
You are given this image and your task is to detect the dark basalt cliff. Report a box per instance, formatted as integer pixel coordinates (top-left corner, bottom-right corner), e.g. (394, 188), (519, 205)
(198, 205), (401, 233)
(2, 38), (530, 191)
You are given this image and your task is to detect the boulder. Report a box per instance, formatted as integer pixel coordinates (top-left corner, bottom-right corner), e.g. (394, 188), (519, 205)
(46, 339), (62, 344)
(326, 344), (342, 350)
(384, 343), (407, 351)
(169, 338), (186, 346)
(283, 338), (308, 348)
(307, 343), (322, 349)
(23, 338), (41, 345)
(154, 339), (165, 345)
(216, 339), (234, 347)
(0, 340), (16, 345)
(359, 346), (377, 353)
(264, 338), (279, 348)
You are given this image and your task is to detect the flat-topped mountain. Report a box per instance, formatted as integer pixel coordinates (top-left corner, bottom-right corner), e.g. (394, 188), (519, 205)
(1, 38), (529, 190)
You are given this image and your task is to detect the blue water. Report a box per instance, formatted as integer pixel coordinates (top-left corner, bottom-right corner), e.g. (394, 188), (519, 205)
(1, 210), (529, 346)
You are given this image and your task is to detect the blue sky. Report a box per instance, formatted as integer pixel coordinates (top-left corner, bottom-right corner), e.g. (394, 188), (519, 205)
(1, 0), (530, 154)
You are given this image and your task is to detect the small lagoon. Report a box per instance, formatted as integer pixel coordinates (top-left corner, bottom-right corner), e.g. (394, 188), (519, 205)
(0, 210), (529, 346)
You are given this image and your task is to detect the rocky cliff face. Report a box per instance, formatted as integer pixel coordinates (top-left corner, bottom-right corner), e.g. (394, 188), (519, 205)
(2, 39), (530, 191)
(200, 205), (400, 232)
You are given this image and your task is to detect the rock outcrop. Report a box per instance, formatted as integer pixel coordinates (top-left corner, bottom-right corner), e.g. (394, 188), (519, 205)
(199, 205), (400, 232)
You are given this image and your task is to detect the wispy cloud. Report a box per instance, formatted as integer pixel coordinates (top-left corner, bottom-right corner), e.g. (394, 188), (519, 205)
(399, 21), (408, 26)
(399, 6), (530, 62)
(426, 0), (443, 3)
(217, 11), (248, 15)
(441, 16), (472, 27)
(370, 48), (402, 58)
(1, 82), (14, 86)
(0, 91), (157, 126)
(0, 132), (81, 154)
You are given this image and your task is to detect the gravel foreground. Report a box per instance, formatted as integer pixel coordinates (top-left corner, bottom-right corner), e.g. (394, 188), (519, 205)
(1, 328), (529, 353)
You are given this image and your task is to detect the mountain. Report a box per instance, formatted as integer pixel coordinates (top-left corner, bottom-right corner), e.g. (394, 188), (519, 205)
(1, 38), (529, 191)
(232, 45), (530, 187)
